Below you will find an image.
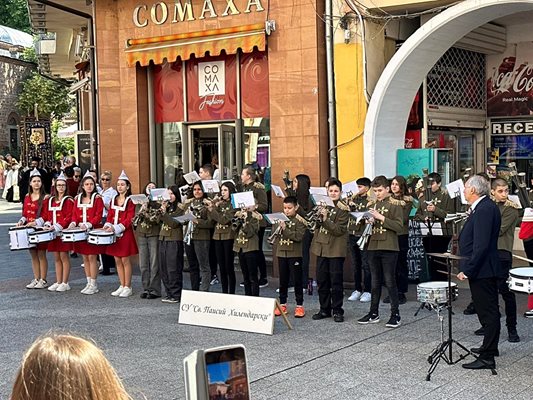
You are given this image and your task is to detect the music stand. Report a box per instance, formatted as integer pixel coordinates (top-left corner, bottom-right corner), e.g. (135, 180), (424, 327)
(424, 252), (497, 380)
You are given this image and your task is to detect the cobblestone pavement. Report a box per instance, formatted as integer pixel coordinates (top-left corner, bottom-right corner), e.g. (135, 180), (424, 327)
(1, 200), (533, 399)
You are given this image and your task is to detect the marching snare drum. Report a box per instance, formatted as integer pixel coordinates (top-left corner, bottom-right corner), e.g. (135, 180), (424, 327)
(417, 281), (458, 305)
(61, 228), (88, 242)
(9, 226), (36, 250)
(507, 267), (533, 294)
(87, 229), (116, 245)
(28, 229), (56, 244)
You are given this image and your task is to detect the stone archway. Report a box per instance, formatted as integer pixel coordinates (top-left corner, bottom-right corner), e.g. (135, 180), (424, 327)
(364, 0), (533, 177)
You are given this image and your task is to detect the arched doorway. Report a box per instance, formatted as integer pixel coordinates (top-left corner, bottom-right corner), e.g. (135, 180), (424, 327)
(364, 0), (533, 177)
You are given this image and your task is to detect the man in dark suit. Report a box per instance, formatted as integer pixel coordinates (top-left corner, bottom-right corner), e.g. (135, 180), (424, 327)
(457, 175), (502, 369)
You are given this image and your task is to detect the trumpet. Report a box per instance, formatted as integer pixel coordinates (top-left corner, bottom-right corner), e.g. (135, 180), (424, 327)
(508, 162), (530, 208)
(268, 224), (283, 245)
(305, 205), (324, 234)
(203, 195), (221, 208)
(231, 209), (247, 230)
(184, 203), (205, 245)
(356, 222), (373, 250)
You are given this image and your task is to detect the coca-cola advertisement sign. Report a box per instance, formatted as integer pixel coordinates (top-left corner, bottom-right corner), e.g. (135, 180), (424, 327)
(487, 42), (533, 117)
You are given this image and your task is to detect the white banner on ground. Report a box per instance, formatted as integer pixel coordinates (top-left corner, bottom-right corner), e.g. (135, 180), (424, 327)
(178, 290), (276, 335)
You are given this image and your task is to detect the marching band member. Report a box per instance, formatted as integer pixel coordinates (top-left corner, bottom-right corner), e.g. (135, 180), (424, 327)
(274, 196), (307, 318)
(17, 169), (49, 289)
(198, 164), (219, 286)
(43, 173), (74, 292)
(415, 172), (455, 232)
(347, 177), (372, 303)
(184, 181), (214, 292)
(471, 179), (520, 343)
(104, 171), (139, 298)
(358, 175), (404, 328)
(232, 204), (262, 296)
(311, 178), (350, 323)
(135, 182), (162, 299)
(207, 181), (237, 294)
(99, 171), (117, 275)
(240, 166), (269, 288)
(390, 175), (414, 304)
(68, 171), (104, 295)
(159, 185), (185, 303)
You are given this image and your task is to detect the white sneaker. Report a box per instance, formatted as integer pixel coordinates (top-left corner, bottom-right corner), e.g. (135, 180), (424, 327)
(47, 282), (60, 292)
(80, 283), (90, 294)
(360, 292), (371, 303)
(111, 286), (124, 297)
(26, 279), (39, 289)
(348, 290), (362, 301)
(56, 283), (71, 292)
(98, 265), (103, 272)
(81, 263), (84, 268)
(34, 279), (48, 289)
(276, 287), (295, 293)
(119, 287), (133, 298)
(83, 284), (99, 295)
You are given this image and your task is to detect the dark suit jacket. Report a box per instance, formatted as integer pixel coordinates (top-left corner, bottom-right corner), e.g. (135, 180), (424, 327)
(458, 196), (502, 280)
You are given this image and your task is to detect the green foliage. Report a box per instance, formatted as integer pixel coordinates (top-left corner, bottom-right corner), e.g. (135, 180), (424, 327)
(17, 71), (73, 119)
(51, 119), (74, 161)
(20, 46), (38, 63)
(0, 0), (31, 33)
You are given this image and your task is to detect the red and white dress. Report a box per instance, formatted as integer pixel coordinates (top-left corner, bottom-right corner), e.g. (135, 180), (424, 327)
(44, 196), (74, 253)
(104, 196), (138, 257)
(20, 194), (49, 251)
(71, 193), (104, 255)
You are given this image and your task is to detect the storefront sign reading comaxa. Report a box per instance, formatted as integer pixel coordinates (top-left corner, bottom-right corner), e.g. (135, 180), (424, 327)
(199, 61), (225, 110)
(133, 0), (265, 28)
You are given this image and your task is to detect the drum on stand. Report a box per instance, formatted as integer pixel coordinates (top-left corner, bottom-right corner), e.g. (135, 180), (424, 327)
(87, 229), (116, 245)
(508, 267), (533, 294)
(417, 281), (458, 306)
(61, 228), (88, 243)
(28, 229), (57, 244)
(9, 226), (36, 250)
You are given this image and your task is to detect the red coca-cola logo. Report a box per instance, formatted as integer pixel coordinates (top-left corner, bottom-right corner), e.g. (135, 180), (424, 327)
(491, 62), (533, 95)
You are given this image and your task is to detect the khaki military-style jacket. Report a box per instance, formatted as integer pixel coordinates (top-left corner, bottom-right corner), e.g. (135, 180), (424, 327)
(135, 201), (162, 238)
(209, 199), (236, 241)
(159, 206), (185, 242)
(310, 200), (350, 258)
(392, 194), (414, 236)
(189, 198), (214, 241)
(348, 193), (370, 236)
(276, 214), (307, 258)
(242, 182), (268, 227)
(497, 199), (520, 253)
(367, 195), (404, 252)
(232, 212), (261, 253)
(415, 187), (456, 235)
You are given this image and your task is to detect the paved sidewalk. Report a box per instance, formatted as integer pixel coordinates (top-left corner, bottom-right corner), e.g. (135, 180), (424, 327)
(1, 208), (533, 399)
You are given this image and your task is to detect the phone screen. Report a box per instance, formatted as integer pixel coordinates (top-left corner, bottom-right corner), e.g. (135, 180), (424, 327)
(205, 347), (249, 400)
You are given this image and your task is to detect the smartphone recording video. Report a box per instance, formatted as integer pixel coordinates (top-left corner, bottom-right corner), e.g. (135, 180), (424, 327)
(204, 346), (250, 400)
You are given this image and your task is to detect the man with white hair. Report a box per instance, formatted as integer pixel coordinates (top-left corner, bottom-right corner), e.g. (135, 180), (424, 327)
(457, 175), (501, 370)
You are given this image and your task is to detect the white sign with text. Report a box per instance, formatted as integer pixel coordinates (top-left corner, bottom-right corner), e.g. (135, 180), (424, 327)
(198, 61), (225, 96)
(178, 290), (276, 335)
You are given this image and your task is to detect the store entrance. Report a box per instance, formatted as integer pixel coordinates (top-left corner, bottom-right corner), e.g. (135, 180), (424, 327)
(184, 123), (242, 181)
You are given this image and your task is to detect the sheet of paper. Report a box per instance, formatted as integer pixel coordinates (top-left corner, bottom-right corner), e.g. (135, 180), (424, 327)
(342, 180), (359, 198)
(508, 195), (522, 209)
(446, 179), (467, 204)
(419, 222), (443, 236)
(149, 188), (170, 201)
(173, 213), (195, 224)
(231, 191), (255, 209)
(129, 194), (148, 204)
(183, 171), (201, 184)
(271, 184), (285, 198)
(309, 186), (327, 196)
(201, 179), (220, 193)
(264, 212), (289, 224)
(311, 194), (335, 207)
(523, 207), (533, 222)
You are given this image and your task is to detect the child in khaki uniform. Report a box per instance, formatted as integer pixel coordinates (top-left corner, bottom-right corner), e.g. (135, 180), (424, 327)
(274, 196), (308, 318)
(233, 207), (262, 296)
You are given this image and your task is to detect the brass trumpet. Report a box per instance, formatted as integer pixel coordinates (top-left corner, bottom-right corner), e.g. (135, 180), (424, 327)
(268, 224), (283, 245)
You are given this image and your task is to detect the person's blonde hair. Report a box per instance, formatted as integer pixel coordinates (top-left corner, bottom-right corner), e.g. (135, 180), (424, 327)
(11, 333), (131, 400)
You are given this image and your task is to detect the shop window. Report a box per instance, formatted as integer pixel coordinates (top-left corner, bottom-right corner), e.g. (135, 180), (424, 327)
(156, 121), (183, 187)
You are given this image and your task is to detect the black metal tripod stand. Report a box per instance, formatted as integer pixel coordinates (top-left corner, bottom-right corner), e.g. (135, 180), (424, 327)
(424, 253), (497, 381)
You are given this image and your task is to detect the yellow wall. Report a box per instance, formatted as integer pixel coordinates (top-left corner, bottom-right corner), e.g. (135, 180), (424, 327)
(334, 43), (366, 182)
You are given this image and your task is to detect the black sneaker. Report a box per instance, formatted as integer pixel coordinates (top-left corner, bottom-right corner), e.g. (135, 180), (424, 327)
(383, 296), (391, 304)
(312, 311), (331, 320)
(357, 313), (380, 324)
(239, 282), (245, 288)
(259, 279), (269, 288)
(386, 314), (401, 328)
(333, 314), (344, 323)
(474, 327), (485, 336)
(464, 302), (477, 315)
(140, 292), (148, 299)
(210, 275), (219, 285)
(508, 329), (520, 343)
(398, 293), (407, 305)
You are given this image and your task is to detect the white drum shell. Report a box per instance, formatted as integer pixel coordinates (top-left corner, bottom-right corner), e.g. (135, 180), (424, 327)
(28, 230), (56, 244)
(507, 268), (533, 294)
(417, 281), (458, 305)
(87, 230), (116, 245)
(61, 229), (88, 242)
(9, 227), (36, 250)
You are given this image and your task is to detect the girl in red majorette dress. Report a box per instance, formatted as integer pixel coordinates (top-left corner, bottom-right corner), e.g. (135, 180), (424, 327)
(17, 168), (49, 289)
(68, 171), (104, 295)
(104, 170), (138, 298)
(43, 172), (74, 292)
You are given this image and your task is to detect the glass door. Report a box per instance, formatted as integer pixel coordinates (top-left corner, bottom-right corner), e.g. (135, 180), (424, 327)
(218, 124), (236, 181)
